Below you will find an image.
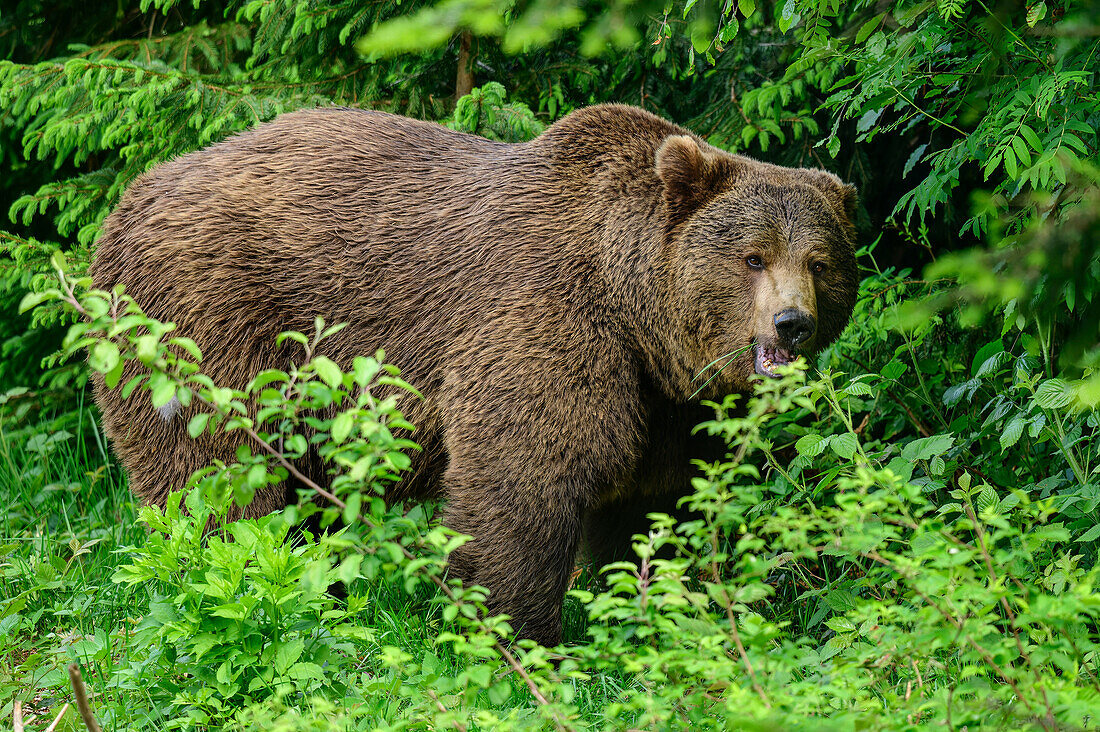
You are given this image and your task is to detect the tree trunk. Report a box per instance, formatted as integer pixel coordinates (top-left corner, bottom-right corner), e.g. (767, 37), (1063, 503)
(455, 31), (474, 100)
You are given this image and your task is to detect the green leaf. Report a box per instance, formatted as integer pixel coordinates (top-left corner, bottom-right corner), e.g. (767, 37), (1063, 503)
(830, 433), (859, 460)
(901, 434), (955, 462)
(169, 336), (203, 361)
(971, 339), (1003, 376)
(855, 14), (884, 44)
(975, 484), (998, 512)
(488, 680), (513, 704)
(313, 356), (344, 389)
(880, 360), (907, 380)
(247, 464), (267, 489)
(287, 662), (325, 682)
(187, 413), (210, 439)
(1010, 136), (1032, 168)
(18, 290), (53, 313)
(1000, 414), (1026, 451)
(1077, 524), (1100, 543)
(1033, 379), (1073, 409)
(737, 0), (756, 17)
(89, 341), (120, 374)
(796, 433), (827, 457)
(103, 358), (125, 389)
(275, 639), (304, 675)
(343, 492), (362, 524)
(331, 412), (354, 444)
(1019, 124), (1042, 152)
(843, 379), (873, 396)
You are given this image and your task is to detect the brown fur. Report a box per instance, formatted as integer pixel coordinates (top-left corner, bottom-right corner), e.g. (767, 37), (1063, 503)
(90, 104), (858, 645)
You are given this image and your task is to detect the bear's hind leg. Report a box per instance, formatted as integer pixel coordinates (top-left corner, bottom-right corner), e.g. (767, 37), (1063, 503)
(441, 485), (584, 647)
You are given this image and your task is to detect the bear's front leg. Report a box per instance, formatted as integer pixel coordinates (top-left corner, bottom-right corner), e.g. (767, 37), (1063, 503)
(441, 479), (584, 646)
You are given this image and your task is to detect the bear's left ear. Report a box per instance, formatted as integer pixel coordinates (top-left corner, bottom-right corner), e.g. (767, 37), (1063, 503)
(807, 170), (858, 222)
(655, 135), (726, 224)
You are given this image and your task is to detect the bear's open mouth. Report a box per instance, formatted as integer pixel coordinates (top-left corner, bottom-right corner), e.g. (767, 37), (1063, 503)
(754, 344), (795, 378)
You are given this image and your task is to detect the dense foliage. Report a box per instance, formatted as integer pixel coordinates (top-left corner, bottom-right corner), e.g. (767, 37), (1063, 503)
(1, 0), (1099, 729)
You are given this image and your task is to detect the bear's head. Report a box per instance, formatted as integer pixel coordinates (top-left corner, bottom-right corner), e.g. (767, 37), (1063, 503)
(655, 134), (858, 397)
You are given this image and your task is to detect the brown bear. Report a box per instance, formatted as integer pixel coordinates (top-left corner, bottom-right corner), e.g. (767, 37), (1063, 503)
(90, 103), (858, 646)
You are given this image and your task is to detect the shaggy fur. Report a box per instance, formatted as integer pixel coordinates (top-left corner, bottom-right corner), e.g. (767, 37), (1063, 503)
(91, 104), (858, 645)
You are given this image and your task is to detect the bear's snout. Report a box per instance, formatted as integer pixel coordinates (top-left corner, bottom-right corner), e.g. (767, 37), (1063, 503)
(773, 308), (816, 349)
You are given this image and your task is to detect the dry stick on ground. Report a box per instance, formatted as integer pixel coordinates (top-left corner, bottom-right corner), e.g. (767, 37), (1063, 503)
(44, 703), (70, 732)
(56, 278), (574, 732)
(68, 665), (102, 732)
(12, 700), (24, 732)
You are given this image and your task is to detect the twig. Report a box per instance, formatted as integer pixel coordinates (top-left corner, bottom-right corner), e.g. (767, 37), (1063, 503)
(68, 665), (102, 732)
(426, 689), (467, 731)
(44, 703), (70, 732)
(711, 537), (771, 708)
(13, 701), (24, 732)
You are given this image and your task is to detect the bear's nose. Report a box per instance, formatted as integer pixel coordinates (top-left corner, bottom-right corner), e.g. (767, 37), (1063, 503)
(774, 308), (816, 348)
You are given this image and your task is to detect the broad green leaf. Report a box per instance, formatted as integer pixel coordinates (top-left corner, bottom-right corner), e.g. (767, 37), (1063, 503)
(1034, 379), (1073, 409)
(1000, 414), (1026, 451)
(830, 433), (859, 460)
(89, 341), (120, 374)
(187, 413), (210, 439)
(796, 433), (827, 457)
(313, 356), (344, 389)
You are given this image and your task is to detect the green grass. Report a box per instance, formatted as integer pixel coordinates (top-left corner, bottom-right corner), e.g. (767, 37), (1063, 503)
(0, 398), (146, 726)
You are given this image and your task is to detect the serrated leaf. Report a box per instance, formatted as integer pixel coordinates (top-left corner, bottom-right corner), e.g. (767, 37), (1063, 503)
(930, 455), (946, 476)
(1000, 414), (1026, 451)
(830, 433), (859, 460)
(901, 434), (955, 462)
(825, 616), (855, 633)
(943, 379), (978, 407)
(1033, 379), (1072, 409)
(796, 433), (826, 457)
(976, 351), (1009, 378)
(824, 589), (857, 613)
(976, 484), (998, 512)
(880, 359), (907, 380)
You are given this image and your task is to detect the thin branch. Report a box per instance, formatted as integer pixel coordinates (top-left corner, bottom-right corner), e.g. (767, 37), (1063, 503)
(68, 665), (102, 732)
(44, 704), (70, 732)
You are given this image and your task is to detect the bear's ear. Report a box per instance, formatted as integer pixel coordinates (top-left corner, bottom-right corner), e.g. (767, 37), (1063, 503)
(806, 170), (858, 222)
(655, 135), (725, 224)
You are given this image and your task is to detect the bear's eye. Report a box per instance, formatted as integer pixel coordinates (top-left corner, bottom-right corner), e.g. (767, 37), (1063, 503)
(746, 255), (765, 270)
(811, 261), (827, 275)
